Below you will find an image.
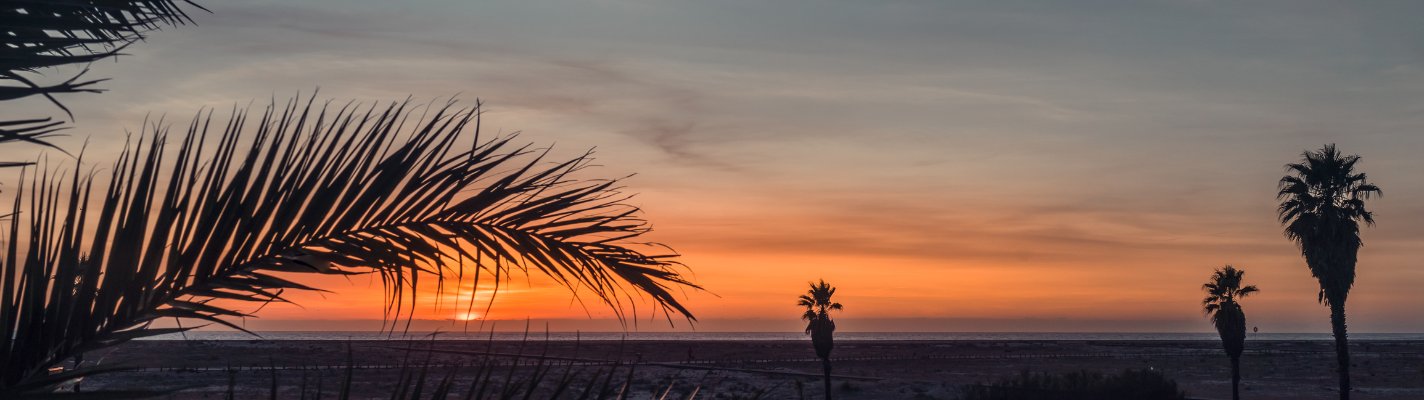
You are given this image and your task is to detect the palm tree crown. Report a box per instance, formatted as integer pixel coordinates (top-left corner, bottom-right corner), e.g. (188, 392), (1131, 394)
(1202, 265), (1259, 322)
(1277, 143), (1380, 305)
(798, 279), (843, 331)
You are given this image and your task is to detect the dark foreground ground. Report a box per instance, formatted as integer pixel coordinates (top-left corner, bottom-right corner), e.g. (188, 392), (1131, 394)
(78, 339), (1424, 399)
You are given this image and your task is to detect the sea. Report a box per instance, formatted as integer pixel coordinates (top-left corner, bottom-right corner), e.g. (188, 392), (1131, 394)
(138, 331), (1424, 341)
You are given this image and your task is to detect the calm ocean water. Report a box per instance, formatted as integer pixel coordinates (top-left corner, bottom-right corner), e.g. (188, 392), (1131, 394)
(138, 331), (1424, 341)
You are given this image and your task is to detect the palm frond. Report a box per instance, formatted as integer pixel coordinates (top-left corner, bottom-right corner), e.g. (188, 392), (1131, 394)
(0, 118), (69, 165)
(1, 0), (205, 156)
(1, 0), (203, 75)
(0, 95), (699, 394)
(1236, 285), (1258, 298)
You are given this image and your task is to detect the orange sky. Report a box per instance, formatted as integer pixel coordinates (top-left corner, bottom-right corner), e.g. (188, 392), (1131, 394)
(8, 1), (1424, 332)
(239, 184), (1424, 333)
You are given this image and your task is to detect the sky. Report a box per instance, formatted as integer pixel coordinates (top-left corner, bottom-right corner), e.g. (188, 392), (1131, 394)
(4, 0), (1424, 332)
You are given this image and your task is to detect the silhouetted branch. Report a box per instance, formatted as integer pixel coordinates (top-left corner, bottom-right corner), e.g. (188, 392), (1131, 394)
(0, 0), (205, 156)
(0, 95), (699, 395)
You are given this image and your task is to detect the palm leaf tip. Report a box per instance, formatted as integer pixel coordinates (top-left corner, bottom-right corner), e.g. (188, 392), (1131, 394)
(0, 94), (700, 392)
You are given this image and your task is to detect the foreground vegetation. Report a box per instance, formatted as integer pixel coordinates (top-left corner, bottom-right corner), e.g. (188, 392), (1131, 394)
(0, 96), (702, 397)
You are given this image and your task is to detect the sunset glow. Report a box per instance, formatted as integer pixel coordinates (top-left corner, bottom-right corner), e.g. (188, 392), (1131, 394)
(9, 1), (1424, 334)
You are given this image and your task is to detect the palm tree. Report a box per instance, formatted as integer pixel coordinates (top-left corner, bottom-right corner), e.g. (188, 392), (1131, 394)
(1203, 265), (1258, 400)
(0, 95), (701, 396)
(798, 279), (842, 400)
(1277, 143), (1380, 400)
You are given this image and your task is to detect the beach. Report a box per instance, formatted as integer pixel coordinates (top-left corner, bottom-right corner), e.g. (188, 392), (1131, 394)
(78, 339), (1424, 399)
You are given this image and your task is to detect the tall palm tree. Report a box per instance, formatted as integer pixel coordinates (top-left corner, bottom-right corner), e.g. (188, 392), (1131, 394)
(798, 279), (842, 400)
(0, 95), (700, 396)
(1203, 265), (1258, 400)
(1277, 144), (1380, 400)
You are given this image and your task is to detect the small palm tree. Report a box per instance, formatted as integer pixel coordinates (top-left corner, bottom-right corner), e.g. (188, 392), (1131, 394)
(1203, 265), (1258, 400)
(798, 279), (842, 400)
(1277, 143), (1380, 400)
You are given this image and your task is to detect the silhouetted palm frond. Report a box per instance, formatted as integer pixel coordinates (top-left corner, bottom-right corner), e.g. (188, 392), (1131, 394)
(1, 0), (203, 90)
(1, 0), (205, 154)
(0, 95), (699, 395)
(0, 118), (69, 161)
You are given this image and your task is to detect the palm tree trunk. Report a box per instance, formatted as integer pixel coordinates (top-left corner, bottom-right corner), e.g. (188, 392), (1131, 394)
(821, 356), (833, 400)
(1230, 355), (1241, 400)
(1330, 302), (1351, 400)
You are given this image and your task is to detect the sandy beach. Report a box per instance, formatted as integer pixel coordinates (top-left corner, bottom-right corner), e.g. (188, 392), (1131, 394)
(74, 339), (1424, 399)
